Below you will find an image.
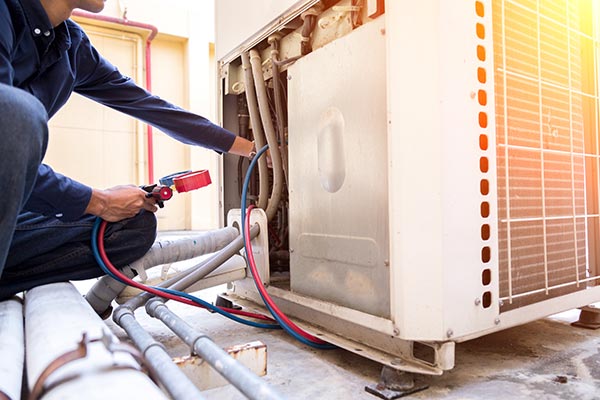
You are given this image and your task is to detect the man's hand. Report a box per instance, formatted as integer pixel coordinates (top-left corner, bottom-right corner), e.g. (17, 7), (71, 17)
(85, 185), (158, 222)
(228, 136), (256, 158)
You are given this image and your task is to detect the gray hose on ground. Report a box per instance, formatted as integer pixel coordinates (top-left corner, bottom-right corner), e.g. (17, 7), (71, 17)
(113, 310), (206, 400)
(241, 52), (269, 210)
(249, 49), (284, 221)
(146, 299), (284, 400)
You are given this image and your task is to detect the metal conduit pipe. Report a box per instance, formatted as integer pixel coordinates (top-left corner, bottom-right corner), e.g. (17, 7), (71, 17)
(110, 226), (260, 398)
(85, 227), (239, 315)
(0, 297), (24, 400)
(25, 283), (167, 400)
(146, 299), (284, 400)
(241, 52), (269, 210)
(114, 310), (206, 400)
(249, 49), (285, 221)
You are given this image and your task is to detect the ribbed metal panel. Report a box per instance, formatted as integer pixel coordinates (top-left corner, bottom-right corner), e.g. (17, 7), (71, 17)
(493, 0), (598, 311)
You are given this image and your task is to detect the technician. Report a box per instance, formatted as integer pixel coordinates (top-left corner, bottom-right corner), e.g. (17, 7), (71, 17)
(0, 0), (255, 299)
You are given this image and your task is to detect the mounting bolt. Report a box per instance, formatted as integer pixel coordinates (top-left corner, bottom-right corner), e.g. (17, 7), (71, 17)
(446, 329), (453, 338)
(393, 328), (400, 336)
(494, 317), (501, 325)
(499, 299), (504, 307)
(474, 298), (481, 306)
(287, 75), (293, 80)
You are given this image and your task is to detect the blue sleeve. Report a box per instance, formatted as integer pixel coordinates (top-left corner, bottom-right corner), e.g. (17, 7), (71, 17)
(23, 164), (93, 221)
(0, 1), (15, 85)
(71, 24), (236, 153)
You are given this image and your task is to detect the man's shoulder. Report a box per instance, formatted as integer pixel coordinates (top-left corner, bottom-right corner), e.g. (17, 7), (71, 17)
(65, 19), (87, 38)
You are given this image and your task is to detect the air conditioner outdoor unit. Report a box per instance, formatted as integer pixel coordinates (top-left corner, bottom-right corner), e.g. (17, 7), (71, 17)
(216, 0), (600, 375)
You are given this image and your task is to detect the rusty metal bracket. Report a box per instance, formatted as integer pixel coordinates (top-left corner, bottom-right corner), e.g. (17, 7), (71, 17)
(28, 328), (155, 400)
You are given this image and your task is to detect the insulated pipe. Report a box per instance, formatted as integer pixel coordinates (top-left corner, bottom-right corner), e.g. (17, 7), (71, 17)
(160, 224), (260, 293)
(85, 227), (239, 314)
(146, 299), (284, 400)
(268, 34), (289, 187)
(25, 283), (167, 400)
(71, 10), (158, 183)
(117, 224), (260, 312)
(0, 297), (24, 400)
(241, 52), (269, 210)
(114, 310), (206, 400)
(249, 49), (285, 221)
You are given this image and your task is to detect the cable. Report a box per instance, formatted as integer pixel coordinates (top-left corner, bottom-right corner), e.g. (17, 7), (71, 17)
(241, 145), (336, 349)
(91, 218), (279, 330)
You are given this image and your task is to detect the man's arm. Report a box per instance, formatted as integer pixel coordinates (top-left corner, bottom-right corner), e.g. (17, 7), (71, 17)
(23, 164), (93, 220)
(71, 22), (251, 156)
(24, 165), (158, 221)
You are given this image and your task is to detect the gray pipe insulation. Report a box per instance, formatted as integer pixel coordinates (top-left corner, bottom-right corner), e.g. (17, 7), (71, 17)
(25, 283), (167, 400)
(85, 227), (239, 315)
(249, 49), (285, 221)
(0, 297), (24, 400)
(241, 52), (270, 210)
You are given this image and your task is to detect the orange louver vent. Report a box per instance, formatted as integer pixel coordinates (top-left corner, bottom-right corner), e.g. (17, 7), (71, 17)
(493, 0), (599, 311)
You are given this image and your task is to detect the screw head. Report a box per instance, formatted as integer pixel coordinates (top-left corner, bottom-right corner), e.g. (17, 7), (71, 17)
(494, 317), (501, 325)
(393, 328), (400, 336)
(475, 298), (481, 306)
(446, 329), (454, 338)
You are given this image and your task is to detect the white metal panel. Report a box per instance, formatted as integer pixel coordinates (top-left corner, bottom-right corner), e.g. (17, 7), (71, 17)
(387, 0), (499, 341)
(288, 17), (390, 318)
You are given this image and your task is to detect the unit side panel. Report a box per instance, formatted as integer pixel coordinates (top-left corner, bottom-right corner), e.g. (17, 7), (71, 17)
(288, 17), (391, 318)
(440, 0), (501, 339)
(387, 0), (500, 341)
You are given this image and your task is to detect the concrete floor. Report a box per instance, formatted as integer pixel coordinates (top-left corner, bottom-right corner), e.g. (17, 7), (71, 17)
(97, 283), (600, 400)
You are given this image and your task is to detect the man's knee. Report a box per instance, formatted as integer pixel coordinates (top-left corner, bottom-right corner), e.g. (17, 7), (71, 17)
(0, 84), (48, 159)
(135, 210), (158, 250)
(115, 211), (158, 260)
